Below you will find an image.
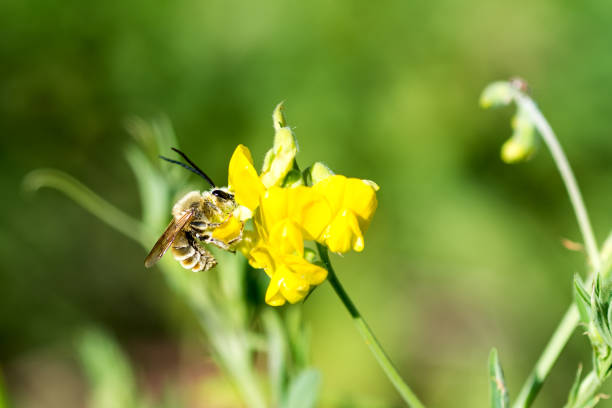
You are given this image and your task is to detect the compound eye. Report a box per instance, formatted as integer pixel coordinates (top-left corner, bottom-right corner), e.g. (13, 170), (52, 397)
(212, 189), (233, 201)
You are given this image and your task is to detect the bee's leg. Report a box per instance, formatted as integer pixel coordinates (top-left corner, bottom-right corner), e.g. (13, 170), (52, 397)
(225, 223), (244, 246)
(190, 221), (222, 232)
(183, 231), (217, 272)
(201, 223), (244, 252)
(202, 236), (232, 251)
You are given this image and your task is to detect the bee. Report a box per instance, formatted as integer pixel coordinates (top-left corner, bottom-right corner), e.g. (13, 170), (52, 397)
(144, 148), (244, 272)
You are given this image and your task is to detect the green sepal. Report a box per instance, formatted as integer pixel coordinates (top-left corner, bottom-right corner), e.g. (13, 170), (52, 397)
(282, 168), (304, 188)
(591, 276), (612, 349)
(488, 348), (510, 408)
(302, 162), (334, 187)
(574, 275), (592, 325)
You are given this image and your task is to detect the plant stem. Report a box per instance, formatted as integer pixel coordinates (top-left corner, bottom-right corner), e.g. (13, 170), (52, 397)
(512, 305), (580, 408)
(316, 243), (426, 408)
(514, 93), (600, 271)
(510, 91), (600, 408)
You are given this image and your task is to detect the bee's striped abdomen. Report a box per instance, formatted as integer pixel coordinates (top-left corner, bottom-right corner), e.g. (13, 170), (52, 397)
(171, 231), (217, 272)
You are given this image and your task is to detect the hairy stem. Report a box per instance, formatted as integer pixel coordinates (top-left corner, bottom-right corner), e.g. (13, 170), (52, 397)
(316, 243), (425, 408)
(511, 91), (599, 408)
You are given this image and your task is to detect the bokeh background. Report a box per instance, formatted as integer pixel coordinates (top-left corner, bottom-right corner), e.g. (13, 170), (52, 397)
(2, 0), (612, 407)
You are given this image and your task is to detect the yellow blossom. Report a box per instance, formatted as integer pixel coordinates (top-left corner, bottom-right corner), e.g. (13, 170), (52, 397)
(249, 244), (327, 306)
(228, 144), (265, 211)
(313, 175), (379, 253)
(255, 186), (332, 247)
(245, 186), (332, 305)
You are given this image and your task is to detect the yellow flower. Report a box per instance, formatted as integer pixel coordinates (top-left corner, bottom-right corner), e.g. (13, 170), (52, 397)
(249, 244), (327, 306)
(246, 186), (332, 305)
(226, 105), (380, 306)
(313, 175), (379, 253)
(255, 186), (332, 249)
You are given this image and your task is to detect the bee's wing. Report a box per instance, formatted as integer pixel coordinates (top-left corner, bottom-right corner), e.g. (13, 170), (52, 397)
(144, 210), (195, 268)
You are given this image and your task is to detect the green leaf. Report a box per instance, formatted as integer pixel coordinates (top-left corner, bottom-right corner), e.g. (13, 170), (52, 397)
(77, 327), (140, 408)
(263, 310), (287, 407)
(563, 364), (582, 408)
(575, 275), (593, 324)
(23, 169), (146, 246)
(488, 348), (509, 408)
(124, 144), (171, 230)
(592, 297), (612, 348)
(284, 369), (321, 408)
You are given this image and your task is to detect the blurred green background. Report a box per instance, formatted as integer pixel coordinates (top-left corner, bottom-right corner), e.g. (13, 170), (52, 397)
(3, 0), (612, 406)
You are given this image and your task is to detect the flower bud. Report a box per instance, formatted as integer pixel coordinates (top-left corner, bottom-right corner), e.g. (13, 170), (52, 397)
(500, 110), (536, 164)
(260, 103), (298, 188)
(272, 101), (286, 131)
(480, 81), (514, 109)
(303, 162), (334, 186)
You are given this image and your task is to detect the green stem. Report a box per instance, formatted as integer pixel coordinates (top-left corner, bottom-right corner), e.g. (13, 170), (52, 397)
(510, 91), (600, 408)
(316, 243), (426, 408)
(512, 305), (580, 408)
(514, 93), (600, 271)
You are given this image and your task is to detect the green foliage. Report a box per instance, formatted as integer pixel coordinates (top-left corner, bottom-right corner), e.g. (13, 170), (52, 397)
(284, 369), (321, 408)
(77, 328), (140, 408)
(488, 349), (509, 408)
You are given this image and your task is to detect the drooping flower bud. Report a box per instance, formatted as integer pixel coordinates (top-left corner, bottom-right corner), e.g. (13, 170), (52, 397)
(501, 109), (536, 164)
(480, 81), (514, 109)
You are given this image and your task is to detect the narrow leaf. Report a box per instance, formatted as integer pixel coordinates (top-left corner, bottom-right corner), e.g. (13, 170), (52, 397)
(77, 327), (139, 408)
(563, 364), (582, 408)
(489, 348), (509, 408)
(262, 310), (287, 407)
(23, 169), (146, 246)
(284, 369), (321, 408)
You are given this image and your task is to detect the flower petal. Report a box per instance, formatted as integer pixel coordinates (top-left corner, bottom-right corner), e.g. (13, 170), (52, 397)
(265, 271), (286, 306)
(269, 219), (304, 256)
(312, 175), (346, 214)
(343, 178), (378, 231)
(277, 266), (310, 304)
(288, 187), (333, 240)
(322, 209), (364, 253)
(283, 254), (328, 285)
(228, 144), (266, 211)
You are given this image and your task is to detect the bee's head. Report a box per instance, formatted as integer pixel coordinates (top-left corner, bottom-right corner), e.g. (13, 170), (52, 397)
(210, 188), (237, 214)
(212, 189), (234, 202)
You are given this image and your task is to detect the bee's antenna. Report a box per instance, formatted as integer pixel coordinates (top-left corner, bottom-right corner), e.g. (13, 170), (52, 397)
(159, 148), (217, 187)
